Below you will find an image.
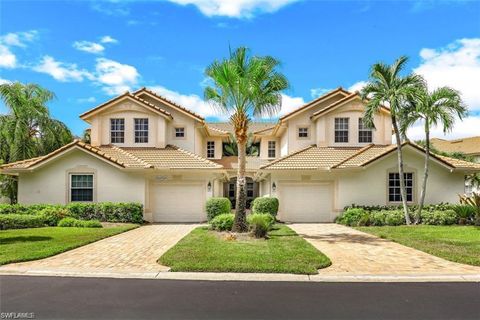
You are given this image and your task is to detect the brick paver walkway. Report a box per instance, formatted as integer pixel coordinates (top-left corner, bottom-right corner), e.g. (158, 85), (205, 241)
(0, 224), (197, 275)
(289, 223), (480, 275)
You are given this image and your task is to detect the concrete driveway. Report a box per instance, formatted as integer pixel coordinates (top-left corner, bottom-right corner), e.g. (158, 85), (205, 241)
(0, 224), (197, 277)
(289, 223), (480, 276)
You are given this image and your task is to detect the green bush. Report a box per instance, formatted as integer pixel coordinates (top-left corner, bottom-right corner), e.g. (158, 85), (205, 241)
(209, 213), (235, 231)
(454, 205), (476, 222)
(345, 203), (456, 213)
(247, 213), (274, 238)
(421, 210), (457, 225)
(57, 217), (102, 228)
(66, 202), (143, 223)
(384, 210), (405, 226)
(336, 208), (368, 226)
(251, 197), (279, 217)
(370, 211), (386, 226)
(206, 197), (231, 221)
(0, 214), (45, 230)
(39, 207), (69, 226)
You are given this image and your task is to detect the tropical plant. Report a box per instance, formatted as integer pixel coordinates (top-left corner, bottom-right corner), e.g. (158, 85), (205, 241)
(361, 56), (425, 225)
(204, 47), (289, 232)
(0, 82), (73, 202)
(400, 85), (466, 222)
(459, 192), (480, 225)
(223, 132), (259, 156)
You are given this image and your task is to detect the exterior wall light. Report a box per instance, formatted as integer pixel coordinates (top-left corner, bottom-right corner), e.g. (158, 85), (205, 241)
(207, 181), (212, 192)
(272, 182), (276, 192)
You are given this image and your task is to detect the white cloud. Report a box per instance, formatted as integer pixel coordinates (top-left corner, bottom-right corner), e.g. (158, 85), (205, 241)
(0, 30), (38, 47)
(348, 81), (367, 93)
(310, 88), (332, 98)
(33, 56), (93, 82)
(95, 58), (140, 95)
(277, 94), (305, 117)
(0, 45), (16, 68)
(407, 115), (480, 141)
(414, 38), (480, 111)
(100, 36), (118, 44)
(73, 41), (105, 54)
(166, 0), (299, 18)
(77, 97), (96, 103)
(0, 78), (11, 85)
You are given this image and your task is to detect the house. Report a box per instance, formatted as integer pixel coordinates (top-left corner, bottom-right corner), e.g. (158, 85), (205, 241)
(1, 87), (479, 223)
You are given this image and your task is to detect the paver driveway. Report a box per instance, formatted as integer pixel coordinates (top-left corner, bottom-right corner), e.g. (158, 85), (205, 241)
(289, 223), (480, 275)
(0, 224), (197, 276)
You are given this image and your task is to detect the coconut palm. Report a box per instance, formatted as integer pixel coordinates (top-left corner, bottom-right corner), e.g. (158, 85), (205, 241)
(400, 85), (466, 222)
(0, 82), (73, 202)
(361, 56), (425, 225)
(204, 47), (289, 232)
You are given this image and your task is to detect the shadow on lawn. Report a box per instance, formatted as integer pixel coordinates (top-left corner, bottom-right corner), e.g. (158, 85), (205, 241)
(298, 233), (388, 245)
(0, 236), (52, 245)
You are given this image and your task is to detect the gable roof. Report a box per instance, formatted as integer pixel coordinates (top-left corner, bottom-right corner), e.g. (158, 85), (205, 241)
(431, 137), (480, 156)
(206, 122), (277, 134)
(133, 87), (205, 122)
(80, 92), (173, 121)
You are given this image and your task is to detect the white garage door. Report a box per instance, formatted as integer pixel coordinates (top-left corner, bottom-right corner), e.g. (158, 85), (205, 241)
(151, 183), (206, 222)
(279, 183), (333, 222)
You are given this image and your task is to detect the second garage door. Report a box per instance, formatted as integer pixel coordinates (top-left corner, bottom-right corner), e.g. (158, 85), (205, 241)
(279, 183), (333, 222)
(151, 182), (206, 222)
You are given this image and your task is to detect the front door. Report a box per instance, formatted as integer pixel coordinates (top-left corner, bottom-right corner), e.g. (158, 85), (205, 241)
(225, 177), (258, 209)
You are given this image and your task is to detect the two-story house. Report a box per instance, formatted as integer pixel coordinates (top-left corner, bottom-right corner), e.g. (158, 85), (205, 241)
(2, 87), (479, 222)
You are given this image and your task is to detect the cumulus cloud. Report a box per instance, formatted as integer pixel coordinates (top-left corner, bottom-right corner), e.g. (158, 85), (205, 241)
(166, 0), (299, 18)
(73, 41), (105, 54)
(100, 35), (118, 44)
(348, 81), (367, 93)
(277, 94), (305, 117)
(0, 30), (38, 69)
(33, 56), (93, 82)
(407, 115), (480, 141)
(0, 45), (16, 68)
(0, 78), (11, 85)
(95, 58), (140, 95)
(414, 38), (480, 111)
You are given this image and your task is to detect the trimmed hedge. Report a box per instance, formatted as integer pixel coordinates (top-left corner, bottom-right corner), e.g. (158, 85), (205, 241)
(40, 207), (70, 226)
(0, 202), (143, 223)
(206, 197), (231, 221)
(251, 197), (279, 217)
(57, 217), (102, 228)
(210, 213), (235, 231)
(420, 210), (457, 225)
(344, 203), (456, 213)
(0, 214), (46, 230)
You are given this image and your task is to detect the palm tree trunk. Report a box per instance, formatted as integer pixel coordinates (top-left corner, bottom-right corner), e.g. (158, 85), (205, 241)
(232, 138), (248, 232)
(392, 116), (411, 225)
(416, 121), (429, 223)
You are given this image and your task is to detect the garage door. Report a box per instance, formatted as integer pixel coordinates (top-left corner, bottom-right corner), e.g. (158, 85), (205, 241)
(151, 183), (206, 222)
(279, 183), (333, 222)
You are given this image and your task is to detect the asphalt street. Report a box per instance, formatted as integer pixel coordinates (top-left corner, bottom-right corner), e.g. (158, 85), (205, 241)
(1, 276), (479, 320)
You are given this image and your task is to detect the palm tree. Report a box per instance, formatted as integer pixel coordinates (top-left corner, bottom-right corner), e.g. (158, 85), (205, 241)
(400, 85), (466, 222)
(204, 47), (289, 232)
(0, 82), (73, 202)
(361, 56), (425, 225)
(223, 133), (259, 156)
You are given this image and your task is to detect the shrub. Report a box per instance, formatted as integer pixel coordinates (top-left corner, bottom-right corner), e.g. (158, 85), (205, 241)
(344, 203), (456, 213)
(39, 207), (69, 226)
(384, 210), (405, 226)
(66, 202), (143, 223)
(57, 217), (102, 228)
(247, 213), (274, 238)
(454, 205), (475, 223)
(251, 197), (279, 217)
(210, 213), (235, 231)
(206, 197), (231, 221)
(336, 208), (367, 226)
(0, 214), (45, 230)
(421, 210), (457, 225)
(370, 211), (386, 226)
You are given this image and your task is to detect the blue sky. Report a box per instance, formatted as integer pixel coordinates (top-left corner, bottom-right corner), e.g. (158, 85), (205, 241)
(1, 0), (479, 139)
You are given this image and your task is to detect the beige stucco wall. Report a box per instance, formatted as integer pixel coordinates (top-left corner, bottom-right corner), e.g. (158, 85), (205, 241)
(17, 149), (146, 205)
(260, 137), (280, 159)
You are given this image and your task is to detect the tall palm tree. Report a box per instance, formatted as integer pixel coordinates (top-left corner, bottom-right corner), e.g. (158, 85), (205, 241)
(204, 47), (289, 232)
(400, 85), (466, 222)
(0, 82), (73, 202)
(361, 56), (424, 225)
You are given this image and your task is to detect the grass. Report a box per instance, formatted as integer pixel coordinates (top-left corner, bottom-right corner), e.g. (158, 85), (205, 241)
(356, 225), (480, 266)
(159, 224), (331, 274)
(0, 224), (138, 265)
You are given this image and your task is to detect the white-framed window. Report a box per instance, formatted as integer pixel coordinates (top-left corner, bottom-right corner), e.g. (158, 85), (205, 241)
(70, 174), (94, 202)
(334, 118), (349, 143)
(174, 127), (185, 138)
(388, 172), (413, 202)
(268, 141), (276, 158)
(358, 118), (373, 143)
(110, 118), (125, 144)
(247, 182), (254, 198)
(207, 141), (215, 158)
(134, 118), (149, 143)
(298, 127), (309, 138)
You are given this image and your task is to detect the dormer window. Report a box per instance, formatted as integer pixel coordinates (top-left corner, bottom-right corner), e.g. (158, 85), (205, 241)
(207, 141), (215, 158)
(175, 127), (185, 138)
(298, 127), (309, 139)
(134, 118), (149, 143)
(268, 141), (276, 158)
(358, 118), (373, 143)
(110, 118), (125, 143)
(334, 118), (349, 143)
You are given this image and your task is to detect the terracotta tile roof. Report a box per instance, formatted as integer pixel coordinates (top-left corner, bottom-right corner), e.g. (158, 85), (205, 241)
(206, 122), (277, 134)
(431, 137), (480, 156)
(80, 92), (173, 120)
(212, 156), (270, 170)
(206, 125), (230, 136)
(133, 87), (205, 121)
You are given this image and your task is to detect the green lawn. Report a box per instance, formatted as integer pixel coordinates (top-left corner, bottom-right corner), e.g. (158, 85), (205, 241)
(356, 225), (480, 266)
(0, 224), (138, 265)
(159, 224), (331, 274)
